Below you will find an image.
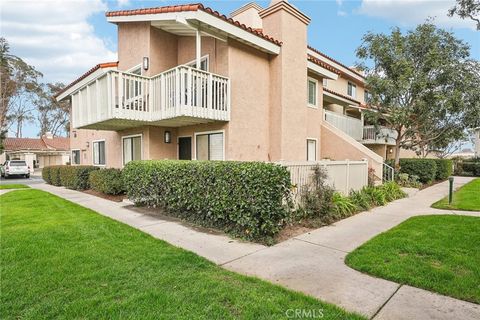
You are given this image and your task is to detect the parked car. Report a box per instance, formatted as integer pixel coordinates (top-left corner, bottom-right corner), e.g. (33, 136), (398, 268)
(1, 160), (30, 178)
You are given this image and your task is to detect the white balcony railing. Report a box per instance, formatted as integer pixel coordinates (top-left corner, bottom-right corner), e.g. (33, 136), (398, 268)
(362, 125), (397, 145)
(71, 65), (230, 129)
(324, 110), (363, 140)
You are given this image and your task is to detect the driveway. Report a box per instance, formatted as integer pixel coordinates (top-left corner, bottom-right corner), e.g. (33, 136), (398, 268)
(26, 177), (480, 320)
(0, 174), (44, 186)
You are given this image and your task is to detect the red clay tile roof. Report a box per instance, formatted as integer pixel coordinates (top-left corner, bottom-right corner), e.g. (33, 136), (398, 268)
(55, 62), (118, 99)
(43, 136), (70, 151)
(308, 45), (365, 80)
(4, 136), (70, 151)
(105, 3), (282, 46)
(307, 54), (341, 75)
(323, 87), (366, 107)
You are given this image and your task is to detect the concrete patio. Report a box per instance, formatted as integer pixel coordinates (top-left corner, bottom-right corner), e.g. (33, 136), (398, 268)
(5, 177), (477, 319)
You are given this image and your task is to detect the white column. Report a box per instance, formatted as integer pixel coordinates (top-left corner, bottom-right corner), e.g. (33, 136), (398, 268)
(196, 29), (201, 69)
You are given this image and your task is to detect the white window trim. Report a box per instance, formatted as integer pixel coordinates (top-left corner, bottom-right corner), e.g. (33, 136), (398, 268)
(306, 138), (318, 162)
(71, 149), (81, 165)
(308, 77), (318, 109)
(121, 134), (143, 167)
(347, 82), (357, 98)
(193, 129), (225, 161)
(91, 139), (106, 167)
(177, 135), (193, 160)
(126, 63), (142, 75)
(184, 55), (210, 71)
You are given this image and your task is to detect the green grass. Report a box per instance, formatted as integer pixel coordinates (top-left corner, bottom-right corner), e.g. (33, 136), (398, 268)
(0, 184), (30, 190)
(0, 190), (364, 320)
(346, 215), (480, 303)
(431, 178), (480, 211)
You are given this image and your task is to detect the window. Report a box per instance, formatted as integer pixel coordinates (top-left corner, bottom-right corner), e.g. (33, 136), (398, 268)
(307, 139), (317, 161)
(72, 150), (80, 165)
(186, 56), (209, 71)
(196, 132), (224, 160)
(92, 140), (106, 166)
(308, 78), (317, 107)
(347, 82), (356, 98)
(123, 135), (142, 165)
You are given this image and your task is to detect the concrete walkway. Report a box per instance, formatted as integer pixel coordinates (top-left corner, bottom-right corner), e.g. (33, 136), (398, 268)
(24, 178), (480, 320)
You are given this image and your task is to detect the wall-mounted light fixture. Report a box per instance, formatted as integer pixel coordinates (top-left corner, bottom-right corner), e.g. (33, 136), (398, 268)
(86, 142), (90, 148)
(164, 131), (171, 144)
(143, 57), (149, 71)
(72, 130), (77, 138)
(389, 148), (393, 154)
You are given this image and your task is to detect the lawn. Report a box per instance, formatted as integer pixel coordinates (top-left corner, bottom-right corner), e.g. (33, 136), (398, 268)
(0, 190), (364, 320)
(0, 184), (30, 190)
(346, 215), (480, 304)
(432, 178), (480, 211)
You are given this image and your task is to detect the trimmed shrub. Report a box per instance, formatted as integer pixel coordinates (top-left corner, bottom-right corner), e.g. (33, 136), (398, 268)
(43, 166), (62, 186)
(60, 166), (98, 190)
(433, 159), (453, 180)
(297, 166), (334, 221)
(42, 166), (51, 184)
(43, 165), (98, 190)
(123, 160), (292, 241)
(398, 159), (437, 184)
(89, 169), (125, 195)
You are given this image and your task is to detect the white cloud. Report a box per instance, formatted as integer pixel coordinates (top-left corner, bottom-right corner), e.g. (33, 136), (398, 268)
(0, 0), (117, 84)
(358, 0), (476, 29)
(338, 10), (347, 17)
(117, 0), (130, 7)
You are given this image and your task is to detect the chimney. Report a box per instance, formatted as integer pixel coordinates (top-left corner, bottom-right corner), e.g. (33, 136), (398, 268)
(44, 132), (53, 139)
(259, 1), (311, 161)
(230, 2), (263, 30)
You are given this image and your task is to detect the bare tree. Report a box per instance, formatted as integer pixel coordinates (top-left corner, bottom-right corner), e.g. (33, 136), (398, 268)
(449, 0), (480, 30)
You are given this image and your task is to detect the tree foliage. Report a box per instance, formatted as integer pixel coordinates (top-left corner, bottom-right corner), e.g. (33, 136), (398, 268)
(36, 83), (70, 137)
(0, 37), (42, 137)
(356, 23), (479, 165)
(0, 37), (69, 139)
(448, 0), (480, 30)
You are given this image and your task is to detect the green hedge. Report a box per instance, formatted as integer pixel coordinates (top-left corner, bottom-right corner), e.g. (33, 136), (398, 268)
(89, 169), (125, 195)
(398, 159), (437, 184)
(123, 160), (292, 241)
(433, 159), (453, 180)
(454, 159), (480, 177)
(43, 165), (98, 190)
(42, 166), (62, 186)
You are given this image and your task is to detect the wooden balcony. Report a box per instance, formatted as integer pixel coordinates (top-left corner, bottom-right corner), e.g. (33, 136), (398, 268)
(70, 66), (230, 130)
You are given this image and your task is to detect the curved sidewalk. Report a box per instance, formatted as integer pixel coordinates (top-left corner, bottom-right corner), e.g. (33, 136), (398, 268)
(29, 177), (480, 319)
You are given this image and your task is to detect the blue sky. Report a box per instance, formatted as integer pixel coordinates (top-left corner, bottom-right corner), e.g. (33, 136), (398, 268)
(1, 0), (479, 138)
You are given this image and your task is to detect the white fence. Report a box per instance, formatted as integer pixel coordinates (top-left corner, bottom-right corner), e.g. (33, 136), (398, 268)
(71, 65), (230, 129)
(279, 160), (369, 201)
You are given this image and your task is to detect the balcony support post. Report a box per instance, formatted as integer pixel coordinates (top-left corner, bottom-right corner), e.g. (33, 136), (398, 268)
(196, 29), (201, 70)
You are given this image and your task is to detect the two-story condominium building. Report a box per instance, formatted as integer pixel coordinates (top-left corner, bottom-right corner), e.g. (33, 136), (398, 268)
(57, 0), (396, 179)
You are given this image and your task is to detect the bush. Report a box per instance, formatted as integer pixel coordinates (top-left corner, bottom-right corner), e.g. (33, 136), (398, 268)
(398, 159), (437, 184)
(452, 158), (480, 177)
(42, 166), (62, 186)
(297, 166), (334, 221)
(123, 160), (292, 241)
(331, 192), (357, 218)
(89, 169), (125, 195)
(433, 159), (453, 180)
(379, 181), (407, 201)
(43, 165), (98, 190)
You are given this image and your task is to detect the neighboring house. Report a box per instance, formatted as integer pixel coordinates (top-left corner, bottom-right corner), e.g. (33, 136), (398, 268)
(0, 133), (70, 172)
(57, 0), (398, 179)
